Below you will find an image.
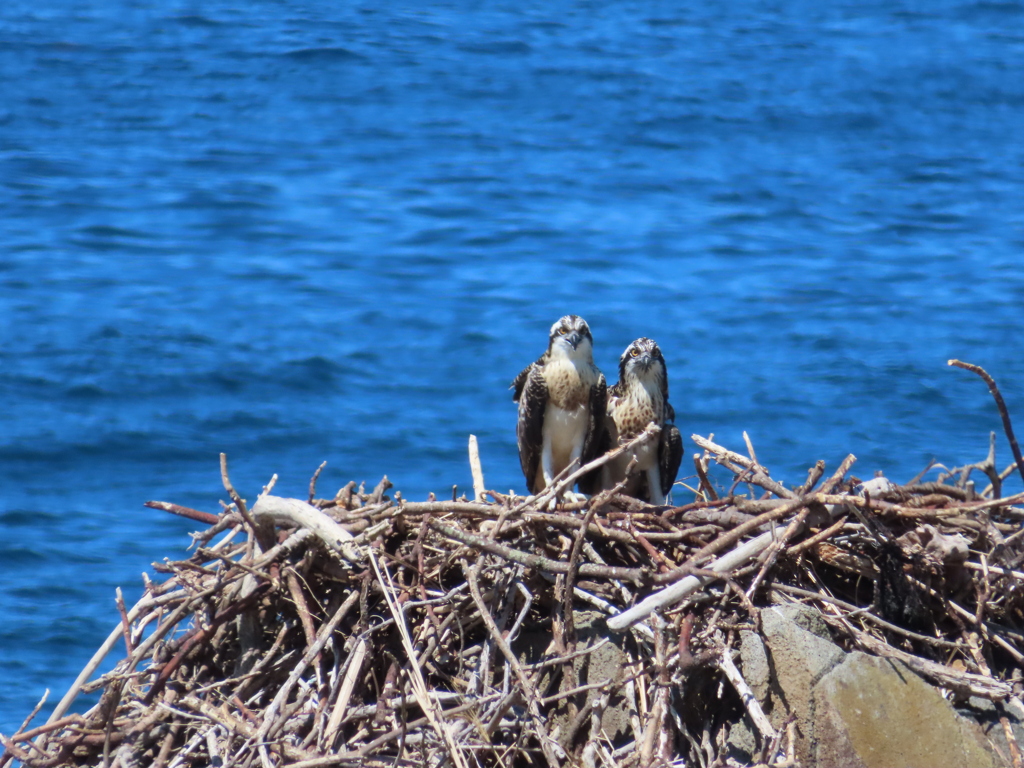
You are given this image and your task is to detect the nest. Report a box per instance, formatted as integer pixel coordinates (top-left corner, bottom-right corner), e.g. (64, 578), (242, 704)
(4, 363), (1024, 768)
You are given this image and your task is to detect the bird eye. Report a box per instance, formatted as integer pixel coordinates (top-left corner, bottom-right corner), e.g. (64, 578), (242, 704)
(630, 348), (640, 357)
(558, 328), (568, 335)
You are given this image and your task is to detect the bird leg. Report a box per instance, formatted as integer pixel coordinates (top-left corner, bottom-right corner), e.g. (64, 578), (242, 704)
(541, 437), (556, 491)
(646, 465), (665, 506)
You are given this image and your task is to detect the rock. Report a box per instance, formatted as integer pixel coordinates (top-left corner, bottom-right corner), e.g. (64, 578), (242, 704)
(738, 631), (771, 703)
(537, 611), (633, 750)
(957, 696), (1024, 765)
(770, 602), (832, 640)
(813, 652), (996, 768)
(761, 604), (846, 745)
(748, 604), (1000, 767)
(725, 715), (758, 764)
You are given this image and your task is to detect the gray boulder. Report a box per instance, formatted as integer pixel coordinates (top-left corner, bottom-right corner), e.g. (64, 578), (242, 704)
(813, 652), (996, 768)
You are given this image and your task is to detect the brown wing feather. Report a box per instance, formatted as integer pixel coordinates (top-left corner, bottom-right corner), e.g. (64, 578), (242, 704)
(514, 364), (548, 494)
(577, 373), (608, 495)
(659, 422), (683, 497)
(511, 353), (545, 402)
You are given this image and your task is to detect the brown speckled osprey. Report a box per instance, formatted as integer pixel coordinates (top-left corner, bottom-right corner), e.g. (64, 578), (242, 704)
(601, 337), (683, 505)
(511, 315), (607, 496)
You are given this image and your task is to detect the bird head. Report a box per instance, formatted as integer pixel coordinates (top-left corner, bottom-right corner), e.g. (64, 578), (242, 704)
(619, 337), (667, 386)
(548, 315), (594, 361)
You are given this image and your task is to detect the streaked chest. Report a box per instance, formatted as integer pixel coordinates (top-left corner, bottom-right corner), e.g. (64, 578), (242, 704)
(543, 358), (598, 410)
(609, 381), (665, 439)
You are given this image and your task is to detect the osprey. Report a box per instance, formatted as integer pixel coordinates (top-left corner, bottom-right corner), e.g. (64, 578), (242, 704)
(511, 315), (607, 497)
(601, 337), (683, 505)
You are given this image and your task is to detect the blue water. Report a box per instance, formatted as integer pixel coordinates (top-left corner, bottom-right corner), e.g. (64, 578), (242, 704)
(3, 0), (1024, 733)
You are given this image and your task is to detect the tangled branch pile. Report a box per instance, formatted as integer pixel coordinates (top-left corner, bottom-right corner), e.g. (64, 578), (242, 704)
(4, 420), (1024, 767)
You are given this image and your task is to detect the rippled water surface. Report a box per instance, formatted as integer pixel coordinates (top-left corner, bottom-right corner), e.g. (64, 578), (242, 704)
(3, 0), (1024, 731)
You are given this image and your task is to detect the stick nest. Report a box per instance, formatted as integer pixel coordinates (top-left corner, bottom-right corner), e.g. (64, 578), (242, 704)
(5, 432), (1024, 768)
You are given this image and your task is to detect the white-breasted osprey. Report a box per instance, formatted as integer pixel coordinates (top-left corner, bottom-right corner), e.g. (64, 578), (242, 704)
(600, 337), (683, 505)
(511, 315), (607, 497)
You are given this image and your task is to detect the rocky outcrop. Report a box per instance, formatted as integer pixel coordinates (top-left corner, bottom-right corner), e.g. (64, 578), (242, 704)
(814, 652), (995, 768)
(734, 604), (1011, 768)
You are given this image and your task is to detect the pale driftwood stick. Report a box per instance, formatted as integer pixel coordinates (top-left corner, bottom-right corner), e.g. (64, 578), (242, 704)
(251, 495), (363, 563)
(608, 496), (822, 631)
(468, 434), (486, 502)
(607, 526), (786, 630)
(718, 650), (776, 742)
(260, 472), (279, 498)
(742, 431), (761, 471)
(964, 561), (1024, 580)
(308, 460), (327, 503)
(323, 637), (368, 749)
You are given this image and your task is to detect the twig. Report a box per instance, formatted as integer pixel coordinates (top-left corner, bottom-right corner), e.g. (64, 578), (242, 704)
(692, 435), (796, 500)
(115, 588), (134, 656)
(219, 453), (259, 535)
(949, 360), (1024, 489)
(308, 461), (328, 503)
(718, 649), (776, 742)
(144, 501), (220, 526)
(468, 435), (486, 502)
(693, 453), (718, 501)
(787, 515), (848, 557)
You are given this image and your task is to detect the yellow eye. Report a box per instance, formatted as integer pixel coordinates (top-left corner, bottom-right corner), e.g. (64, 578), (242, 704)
(559, 328), (568, 335)
(630, 347), (640, 357)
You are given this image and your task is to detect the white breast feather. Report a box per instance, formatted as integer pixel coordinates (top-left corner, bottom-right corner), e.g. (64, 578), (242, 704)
(545, 401), (588, 467)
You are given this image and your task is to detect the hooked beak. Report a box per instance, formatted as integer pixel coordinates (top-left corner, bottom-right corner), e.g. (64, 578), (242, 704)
(565, 331), (581, 350)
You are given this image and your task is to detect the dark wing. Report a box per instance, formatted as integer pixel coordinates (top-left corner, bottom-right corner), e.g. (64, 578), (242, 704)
(659, 422), (684, 497)
(511, 354), (546, 402)
(577, 373), (608, 495)
(515, 365), (548, 494)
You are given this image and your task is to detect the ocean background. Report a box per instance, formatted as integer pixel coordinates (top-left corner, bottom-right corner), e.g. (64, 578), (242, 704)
(2, 0), (1024, 733)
